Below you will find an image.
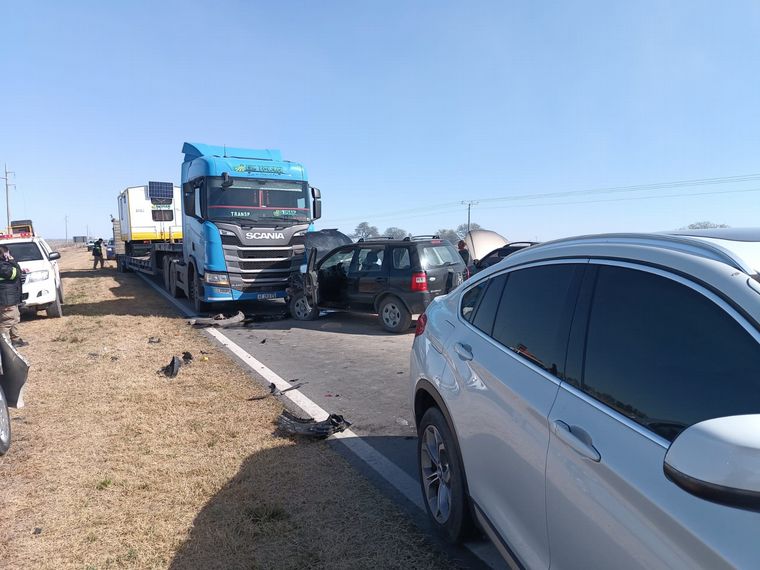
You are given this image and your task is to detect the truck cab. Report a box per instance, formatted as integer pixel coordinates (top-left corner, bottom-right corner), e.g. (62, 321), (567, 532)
(179, 143), (321, 311)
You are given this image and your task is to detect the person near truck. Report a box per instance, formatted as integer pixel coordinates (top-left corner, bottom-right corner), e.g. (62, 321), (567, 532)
(0, 245), (27, 348)
(457, 240), (470, 265)
(92, 238), (105, 269)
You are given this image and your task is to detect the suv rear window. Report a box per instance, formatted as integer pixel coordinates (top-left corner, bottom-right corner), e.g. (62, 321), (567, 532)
(420, 244), (461, 269)
(6, 242), (43, 262)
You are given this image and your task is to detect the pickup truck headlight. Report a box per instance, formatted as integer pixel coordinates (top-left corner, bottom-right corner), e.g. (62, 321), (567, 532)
(204, 272), (230, 286)
(27, 270), (50, 283)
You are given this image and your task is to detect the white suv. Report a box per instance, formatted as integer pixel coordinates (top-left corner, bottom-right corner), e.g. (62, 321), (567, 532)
(3, 237), (63, 317)
(412, 231), (760, 569)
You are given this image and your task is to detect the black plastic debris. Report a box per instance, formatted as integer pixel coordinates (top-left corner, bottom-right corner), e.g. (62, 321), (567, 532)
(148, 337), (161, 344)
(182, 351), (193, 365)
(276, 409), (351, 438)
(260, 339), (267, 344)
(188, 311), (245, 328)
(248, 381), (304, 401)
(33, 527), (42, 535)
(159, 356), (182, 378)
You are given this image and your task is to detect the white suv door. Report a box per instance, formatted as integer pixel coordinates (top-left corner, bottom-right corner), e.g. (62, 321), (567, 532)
(546, 262), (760, 569)
(445, 261), (585, 568)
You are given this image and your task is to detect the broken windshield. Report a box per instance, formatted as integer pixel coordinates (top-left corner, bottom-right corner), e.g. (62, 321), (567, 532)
(204, 176), (311, 223)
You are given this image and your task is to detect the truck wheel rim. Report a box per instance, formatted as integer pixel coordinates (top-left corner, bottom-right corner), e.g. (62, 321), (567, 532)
(420, 424), (452, 523)
(382, 303), (401, 327)
(294, 297), (312, 319)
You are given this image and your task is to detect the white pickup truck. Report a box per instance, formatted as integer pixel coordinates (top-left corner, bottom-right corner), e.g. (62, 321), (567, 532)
(2, 236), (63, 318)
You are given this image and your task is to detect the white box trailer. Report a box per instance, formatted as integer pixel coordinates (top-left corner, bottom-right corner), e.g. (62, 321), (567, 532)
(117, 182), (183, 245)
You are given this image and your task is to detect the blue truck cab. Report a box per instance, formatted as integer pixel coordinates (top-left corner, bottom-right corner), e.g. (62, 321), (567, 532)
(179, 142), (322, 311)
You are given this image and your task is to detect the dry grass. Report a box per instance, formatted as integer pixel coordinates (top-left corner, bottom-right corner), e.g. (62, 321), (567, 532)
(0, 249), (455, 570)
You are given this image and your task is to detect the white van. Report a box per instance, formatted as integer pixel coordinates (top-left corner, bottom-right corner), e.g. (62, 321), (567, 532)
(3, 237), (63, 317)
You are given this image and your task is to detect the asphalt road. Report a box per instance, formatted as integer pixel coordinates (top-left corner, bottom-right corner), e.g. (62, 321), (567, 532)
(145, 284), (504, 569)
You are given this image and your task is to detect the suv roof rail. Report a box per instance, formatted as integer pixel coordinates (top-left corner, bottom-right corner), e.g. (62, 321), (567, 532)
(403, 234), (441, 241)
(528, 233), (755, 274)
(357, 236), (397, 242)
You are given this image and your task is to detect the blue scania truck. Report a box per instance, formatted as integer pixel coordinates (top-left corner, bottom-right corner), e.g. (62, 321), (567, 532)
(120, 142), (322, 313)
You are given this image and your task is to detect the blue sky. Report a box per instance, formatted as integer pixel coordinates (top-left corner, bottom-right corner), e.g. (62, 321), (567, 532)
(2, 1), (760, 240)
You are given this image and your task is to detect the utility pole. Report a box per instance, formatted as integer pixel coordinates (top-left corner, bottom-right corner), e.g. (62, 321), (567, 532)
(65, 215), (68, 244)
(0, 164), (14, 234)
(461, 200), (479, 233)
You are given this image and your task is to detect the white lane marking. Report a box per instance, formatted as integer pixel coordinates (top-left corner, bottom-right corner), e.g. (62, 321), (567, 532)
(138, 275), (424, 509)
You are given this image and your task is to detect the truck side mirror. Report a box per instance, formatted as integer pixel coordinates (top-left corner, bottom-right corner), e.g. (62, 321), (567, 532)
(221, 172), (233, 188)
(311, 187), (322, 220)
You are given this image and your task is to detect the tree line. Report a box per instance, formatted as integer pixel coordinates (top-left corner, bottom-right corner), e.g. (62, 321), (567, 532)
(352, 221), (482, 242)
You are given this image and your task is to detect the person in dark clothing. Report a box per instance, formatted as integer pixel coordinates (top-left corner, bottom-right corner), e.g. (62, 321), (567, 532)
(0, 245), (26, 347)
(92, 238), (105, 269)
(457, 240), (471, 265)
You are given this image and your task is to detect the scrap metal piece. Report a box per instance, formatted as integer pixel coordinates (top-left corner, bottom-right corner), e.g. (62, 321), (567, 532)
(159, 356), (182, 378)
(276, 409), (351, 438)
(0, 335), (29, 408)
(188, 311), (245, 328)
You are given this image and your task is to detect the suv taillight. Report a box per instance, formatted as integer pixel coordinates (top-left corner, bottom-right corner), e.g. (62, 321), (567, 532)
(411, 271), (428, 292)
(415, 312), (428, 337)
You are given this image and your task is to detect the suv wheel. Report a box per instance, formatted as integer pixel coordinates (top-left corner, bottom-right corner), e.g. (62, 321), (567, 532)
(378, 296), (411, 333)
(290, 293), (318, 321)
(418, 407), (473, 542)
(0, 387), (11, 455)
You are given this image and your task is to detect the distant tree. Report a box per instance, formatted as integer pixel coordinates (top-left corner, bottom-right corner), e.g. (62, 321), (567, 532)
(352, 222), (379, 240)
(680, 221), (730, 230)
(437, 228), (460, 244)
(383, 226), (409, 239)
(456, 222), (482, 238)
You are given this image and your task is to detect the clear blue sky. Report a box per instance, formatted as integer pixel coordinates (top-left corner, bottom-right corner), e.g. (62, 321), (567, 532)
(2, 1), (760, 241)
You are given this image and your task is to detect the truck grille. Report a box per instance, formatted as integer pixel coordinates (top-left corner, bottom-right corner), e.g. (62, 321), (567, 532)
(239, 259), (292, 271)
(224, 245), (294, 289)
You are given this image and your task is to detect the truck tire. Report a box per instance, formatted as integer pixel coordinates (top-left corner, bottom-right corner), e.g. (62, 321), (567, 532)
(290, 293), (318, 321)
(189, 271), (209, 314)
(46, 289), (63, 318)
(0, 387), (11, 456)
(378, 296), (412, 333)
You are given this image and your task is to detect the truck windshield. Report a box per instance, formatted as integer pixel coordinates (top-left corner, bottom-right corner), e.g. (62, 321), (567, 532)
(205, 176), (311, 224)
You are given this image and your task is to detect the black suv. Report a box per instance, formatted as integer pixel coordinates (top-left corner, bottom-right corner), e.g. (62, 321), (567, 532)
(289, 236), (467, 332)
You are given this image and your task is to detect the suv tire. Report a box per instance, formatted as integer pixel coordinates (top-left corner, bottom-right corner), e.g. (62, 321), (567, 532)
(46, 288), (63, 318)
(290, 293), (318, 321)
(418, 406), (474, 543)
(0, 387), (11, 455)
(378, 296), (411, 333)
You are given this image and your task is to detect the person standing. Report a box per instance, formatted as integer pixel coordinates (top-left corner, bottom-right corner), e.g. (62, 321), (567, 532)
(92, 238), (105, 269)
(0, 245), (26, 348)
(457, 240), (471, 265)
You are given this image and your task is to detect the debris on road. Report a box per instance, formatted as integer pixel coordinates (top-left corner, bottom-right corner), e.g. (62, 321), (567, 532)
(276, 409), (351, 438)
(248, 381), (305, 401)
(188, 311), (245, 328)
(159, 356), (182, 378)
(148, 336), (161, 344)
(260, 338), (267, 344)
(182, 351), (193, 364)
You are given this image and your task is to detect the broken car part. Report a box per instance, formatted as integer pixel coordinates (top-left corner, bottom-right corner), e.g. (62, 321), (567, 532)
(159, 356), (182, 378)
(276, 409), (351, 438)
(188, 311), (245, 328)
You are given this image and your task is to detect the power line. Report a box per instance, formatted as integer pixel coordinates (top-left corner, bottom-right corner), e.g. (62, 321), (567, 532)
(327, 172), (760, 224)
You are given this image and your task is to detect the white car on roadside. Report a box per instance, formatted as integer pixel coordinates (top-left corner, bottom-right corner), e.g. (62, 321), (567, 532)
(2, 236), (63, 318)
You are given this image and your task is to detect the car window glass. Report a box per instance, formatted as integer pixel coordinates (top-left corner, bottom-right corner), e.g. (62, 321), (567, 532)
(354, 248), (384, 272)
(320, 249), (353, 273)
(583, 266), (760, 442)
(472, 273), (508, 335)
(461, 282), (486, 322)
(421, 245), (460, 268)
(391, 247), (411, 270)
(492, 265), (581, 376)
(6, 242), (43, 262)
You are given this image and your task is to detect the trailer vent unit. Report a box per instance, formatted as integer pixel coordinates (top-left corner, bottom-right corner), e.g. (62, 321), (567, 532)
(148, 181), (174, 205)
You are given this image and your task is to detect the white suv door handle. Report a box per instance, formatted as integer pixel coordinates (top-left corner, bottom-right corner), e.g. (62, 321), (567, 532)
(454, 342), (473, 361)
(552, 420), (601, 462)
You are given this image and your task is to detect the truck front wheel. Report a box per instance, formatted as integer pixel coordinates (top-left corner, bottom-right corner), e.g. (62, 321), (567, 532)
(189, 272), (209, 314)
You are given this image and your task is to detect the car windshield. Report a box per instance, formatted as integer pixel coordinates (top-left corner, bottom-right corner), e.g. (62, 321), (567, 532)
(6, 242), (43, 262)
(205, 176), (311, 224)
(421, 244), (462, 269)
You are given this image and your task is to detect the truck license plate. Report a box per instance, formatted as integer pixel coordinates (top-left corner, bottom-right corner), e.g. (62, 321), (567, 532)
(257, 293), (277, 300)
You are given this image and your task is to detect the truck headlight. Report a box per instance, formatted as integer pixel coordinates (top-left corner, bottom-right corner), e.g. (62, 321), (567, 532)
(204, 272), (230, 286)
(27, 270), (50, 283)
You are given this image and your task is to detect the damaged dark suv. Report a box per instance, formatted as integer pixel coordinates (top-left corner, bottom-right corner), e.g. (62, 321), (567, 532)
(289, 235), (467, 333)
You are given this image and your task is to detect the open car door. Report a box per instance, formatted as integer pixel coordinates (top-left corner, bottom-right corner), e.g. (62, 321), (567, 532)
(303, 246), (320, 306)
